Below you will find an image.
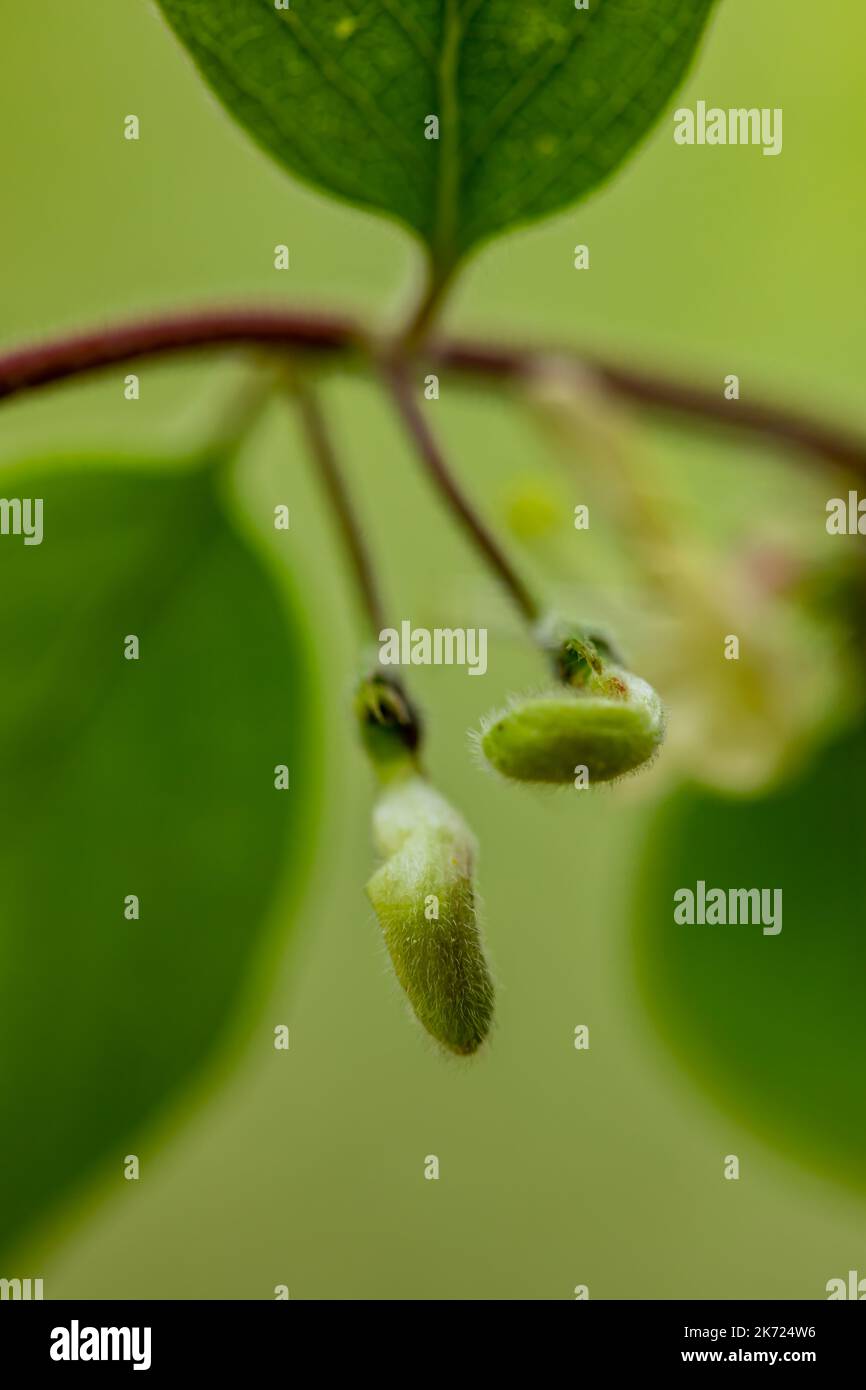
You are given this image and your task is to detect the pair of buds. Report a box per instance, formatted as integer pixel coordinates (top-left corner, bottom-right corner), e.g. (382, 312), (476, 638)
(358, 628), (665, 1056)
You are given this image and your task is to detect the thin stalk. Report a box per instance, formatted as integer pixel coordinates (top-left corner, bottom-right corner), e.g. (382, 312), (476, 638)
(403, 271), (451, 350)
(399, 254), (458, 352)
(293, 379), (386, 638)
(383, 359), (540, 624)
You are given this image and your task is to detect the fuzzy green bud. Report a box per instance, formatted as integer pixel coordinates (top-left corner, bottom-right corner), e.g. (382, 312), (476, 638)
(366, 774), (494, 1056)
(478, 667), (664, 785)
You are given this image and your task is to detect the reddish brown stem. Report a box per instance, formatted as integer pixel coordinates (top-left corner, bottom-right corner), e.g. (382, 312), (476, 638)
(0, 308), (362, 401)
(435, 339), (866, 474)
(0, 306), (863, 476)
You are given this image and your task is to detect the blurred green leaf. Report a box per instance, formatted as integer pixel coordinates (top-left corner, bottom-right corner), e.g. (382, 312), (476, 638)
(156, 0), (716, 268)
(0, 457), (317, 1254)
(635, 720), (866, 1191)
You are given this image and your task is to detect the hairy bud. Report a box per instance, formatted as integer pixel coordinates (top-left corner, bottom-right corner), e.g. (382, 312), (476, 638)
(366, 774), (494, 1056)
(478, 665), (664, 785)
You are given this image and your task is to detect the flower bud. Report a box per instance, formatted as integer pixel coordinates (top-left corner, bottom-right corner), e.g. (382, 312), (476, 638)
(366, 774), (494, 1056)
(478, 667), (664, 785)
(354, 671), (421, 781)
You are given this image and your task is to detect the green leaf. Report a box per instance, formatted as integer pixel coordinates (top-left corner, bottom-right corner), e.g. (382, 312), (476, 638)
(0, 457), (318, 1255)
(635, 721), (866, 1192)
(156, 0), (716, 267)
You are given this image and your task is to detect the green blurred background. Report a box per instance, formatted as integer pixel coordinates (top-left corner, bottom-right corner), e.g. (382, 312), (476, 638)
(1, 1), (865, 1298)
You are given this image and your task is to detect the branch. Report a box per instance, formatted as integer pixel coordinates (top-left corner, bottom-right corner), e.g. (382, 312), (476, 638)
(0, 308), (362, 402)
(435, 339), (866, 475)
(0, 304), (864, 476)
